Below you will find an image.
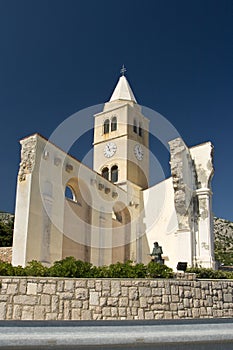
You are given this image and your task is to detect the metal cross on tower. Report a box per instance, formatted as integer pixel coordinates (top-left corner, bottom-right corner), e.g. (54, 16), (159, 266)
(120, 64), (126, 76)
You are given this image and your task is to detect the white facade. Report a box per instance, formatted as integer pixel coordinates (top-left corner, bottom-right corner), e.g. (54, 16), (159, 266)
(12, 74), (215, 270)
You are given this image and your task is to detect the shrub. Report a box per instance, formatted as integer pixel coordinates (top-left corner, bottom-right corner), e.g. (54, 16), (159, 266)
(24, 261), (49, 277)
(0, 257), (174, 278)
(146, 261), (174, 278)
(0, 261), (14, 276)
(48, 257), (93, 278)
(187, 267), (233, 279)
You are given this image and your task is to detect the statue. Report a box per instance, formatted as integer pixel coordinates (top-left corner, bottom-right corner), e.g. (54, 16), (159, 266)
(150, 242), (164, 264)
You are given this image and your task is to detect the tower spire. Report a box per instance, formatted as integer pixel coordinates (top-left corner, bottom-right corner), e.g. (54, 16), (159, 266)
(109, 67), (137, 103)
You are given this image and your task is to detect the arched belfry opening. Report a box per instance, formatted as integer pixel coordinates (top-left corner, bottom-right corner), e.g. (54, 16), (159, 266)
(111, 116), (117, 131)
(111, 165), (118, 183)
(103, 119), (110, 134)
(112, 202), (131, 263)
(63, 177), (92, 262)
(101, 167), (109, 180)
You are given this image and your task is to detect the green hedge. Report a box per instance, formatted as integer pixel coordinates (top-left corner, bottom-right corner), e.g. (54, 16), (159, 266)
(186, 267), (233, 279)
(0, 257), (173, 279)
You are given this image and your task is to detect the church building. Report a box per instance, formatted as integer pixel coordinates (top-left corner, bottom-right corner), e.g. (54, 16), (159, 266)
(12, 72), (215, 270)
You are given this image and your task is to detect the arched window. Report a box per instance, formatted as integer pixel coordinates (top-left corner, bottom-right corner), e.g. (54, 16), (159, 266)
(65, 185), (77, 202)
(139, 122), (143, 137)
(102, 167), (109, 180)
(104, 119), (110, 134)
(111, 116), (117, 131)
(111, 165), (118, 183)
(133, 119), (137, 133)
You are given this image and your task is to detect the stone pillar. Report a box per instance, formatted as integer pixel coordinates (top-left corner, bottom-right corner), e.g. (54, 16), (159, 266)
(195, 188), (215, 268)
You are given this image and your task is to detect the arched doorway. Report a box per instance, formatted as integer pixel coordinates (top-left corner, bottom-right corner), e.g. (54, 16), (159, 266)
(112, 202), (131, 263)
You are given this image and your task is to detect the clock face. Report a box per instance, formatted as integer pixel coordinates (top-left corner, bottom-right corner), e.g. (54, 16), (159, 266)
(134, 144), (144, 160)
(104, 142), (117, 158)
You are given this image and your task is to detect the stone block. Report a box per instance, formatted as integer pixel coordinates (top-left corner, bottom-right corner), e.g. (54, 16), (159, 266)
(46, 313), (58, 320)
(200, 307), (207, 316)
(75, 280), (87, 288)
(107, 297), (118, 306)
(95, 281), (102, 291)
(6, 305), (13, 320)
(57, 280), (64, 292)
(154, 311), (164, 319)
(193, 299), (200, 307)
(152, 288), (162, 296)
(139, 287), (151, 297)
(81, 310), (92, 320)
(83, 301), (89, 310)
(171, 284), (179, 294)
(184, 290), (192, 298)
(19, 280), (27, 294)
(34, 306), (46, 320)
(90, 292), (99, 306)
(183, 298), (190, 308)
(118, 307), (126, 317)
(178, 310), (187, 318)
(162, 295), (170, 304)
(27, 282), (37, 295)
(121, 280), (132, 287)
(0, 303), (6, 320)
(171, 295), (179, 302)
(194, 288), (201, 299)
(14, 295), (38, 306)
(71, 300), (83, 309)
(111, 281), (121, 296)
(51, 295), (59, 313)
(150, 281), (158, 288)
(121, 287), (128, 296)
(170, 303), (178, 311)
(102, 307), (111, 317)
(13, 305), (22, 319)
(75, 288), (88, 300)
(164, 311), (173, 319)
(153, 297), (162, 304)
(99, 297), (107, 306)
(205, 296), (213, 306)
(22, 306), (34, 320)
(43, 284), (56, 295)
(64, 300), (71, 320)
(139, 297), (147, 308)
(138, 308), (144, 319)
(0, 295), (9, 302)
(224, 294), (232, 303)
(129, 287), (139, 300)
(87, 280), (95, 289)
(64, 280), (75, 292)
(7, 283), (18, 295)
(119, 297), (128, 307)
(94, 306), (102, 314)
(40, 294), (51, 306)
(111, 307), (118, 317)
(72, 309), (81, 320)
(102, 280), (110, 290)
(145, 311), (154, 320)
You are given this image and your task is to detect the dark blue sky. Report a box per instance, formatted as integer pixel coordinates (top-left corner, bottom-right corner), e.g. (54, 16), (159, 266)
(0, 0), (232, 220)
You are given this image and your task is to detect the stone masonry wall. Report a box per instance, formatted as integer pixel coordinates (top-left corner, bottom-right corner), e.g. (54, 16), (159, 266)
(0, 276), (232, 320)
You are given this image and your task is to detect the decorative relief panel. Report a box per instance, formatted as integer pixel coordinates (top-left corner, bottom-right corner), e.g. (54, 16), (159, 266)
(169, 138), (197, 231)
(18, 136), (37, 182)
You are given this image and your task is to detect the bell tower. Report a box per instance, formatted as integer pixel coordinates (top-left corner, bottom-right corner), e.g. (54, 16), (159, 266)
(93, 69), (149, 191)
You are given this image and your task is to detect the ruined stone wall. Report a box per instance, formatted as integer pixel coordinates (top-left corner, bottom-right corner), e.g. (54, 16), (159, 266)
(0, 248), (12, 263)
(0, 276), (232, 320)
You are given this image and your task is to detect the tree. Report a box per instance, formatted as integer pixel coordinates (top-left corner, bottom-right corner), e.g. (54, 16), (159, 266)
(0, 218), (14, 247)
